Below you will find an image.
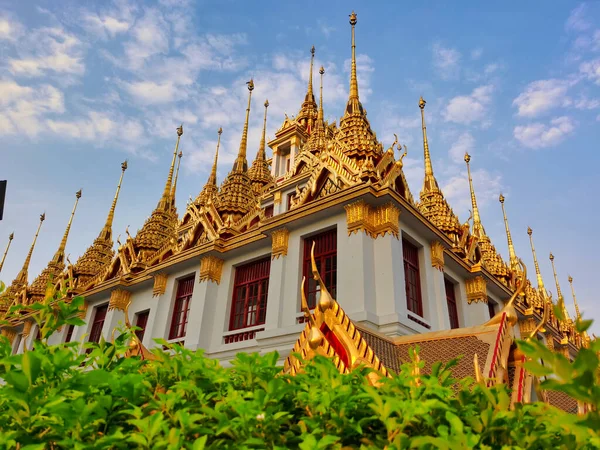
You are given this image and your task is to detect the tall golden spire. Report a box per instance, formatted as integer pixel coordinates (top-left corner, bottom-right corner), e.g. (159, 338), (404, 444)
(233, 80), (254, 173)
(208, 128), (222, 187)
(0, 232), (13, 274)
(51, 190), (82, 265)
(170, 150), (183, 208)
(318, 66), (325, 124)
(464, 153), (484, 238)
(158, 125), (183, 211)
(198, 127), (222, 204)
(420, 97), (439, 193)
(249, 100), (273, 195)
(14, 215), (44, 285)
(499, 194), (519, 272)
(297, 47), (318, 132)
(349, 11), (359, 102)
(527, 227), (545, 292)
(308, 46), (315, 101)
(567, 275), (581, 321)
(549, 252), (570, 320)
(101, 161), (127, 240)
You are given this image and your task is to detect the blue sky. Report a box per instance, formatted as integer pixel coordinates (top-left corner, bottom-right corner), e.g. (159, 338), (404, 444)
(1, 1), (599, 333)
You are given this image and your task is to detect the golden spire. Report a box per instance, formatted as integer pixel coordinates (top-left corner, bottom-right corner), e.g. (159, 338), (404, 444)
(527, 227), (545, 292)
(567, 275), (581, 321)
(249, 101), (273, 195)
(549, 252), (570, 320)
(0, 232), (14, 274)
(233, 80), (254, 173)
(318, 66), (325, 123)
(51, 190), (82, 265)
(14, 215), (44, 284)
(308, 46), (315, 101)
(101, 161), (127, 239)
(419, 97), (439, 193)
(464, 153), (484, 238)
(297, 47), (318, 131)
(158, 125), (183, 211)
(205, 128), (222, 189)
(349, 11), (359, 102)
(499, 194), (519, 272)
(170, 150), (183, 208)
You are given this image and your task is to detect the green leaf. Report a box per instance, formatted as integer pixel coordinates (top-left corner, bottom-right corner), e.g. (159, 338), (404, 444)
(192, 435), (208, 450)
(575, 319), (593, 333)
(22, 350), (42, 386)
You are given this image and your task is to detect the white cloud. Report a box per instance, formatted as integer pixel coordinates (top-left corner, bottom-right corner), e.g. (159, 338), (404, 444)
(318, 20), (336, 38)
(432, 43), (461, 80)
(82, 14), (131, 39)
(580, 59), (600, 85)
(512, 79), (576, 118)
(565, 4), (591, 32)
(513, 116), (575, 149)
(7, 26), (85, 78)
(471, 48), (483, 60)
(442, 168), (503, 219)
(0, 79), (64, 137)
(448, 132), (475, 164)
(122, 80), (181, 105)
(574, 96), (600, 110)
(123, 8), (170, 71)
(0, 14), (24, 41)
(443, 85), (493, 124)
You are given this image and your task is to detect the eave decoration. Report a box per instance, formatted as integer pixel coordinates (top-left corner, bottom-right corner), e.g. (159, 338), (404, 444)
(271, 228), (290, 259)
(344, 200), (400, 239)
(465, 276), (488, 304)
(199, 255), (224, 284)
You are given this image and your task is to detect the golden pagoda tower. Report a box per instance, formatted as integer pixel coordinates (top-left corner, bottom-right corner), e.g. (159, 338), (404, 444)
(336, 11), (382, 164)
(133, 126), (183, 264)
(416, 97), (461, 242)
(464, 153), (510, 282)
(305, 66), (327, 152)
(72, 161), (127, 288)
(0, 232), (14, 274)
(215, 80), (257, 223)
(248, 100), (274, 195)
(197, 128), (222, 205)
(29, 191), (81, 302)
(0, 215), (44, 309)
(296, 46), (318, 133)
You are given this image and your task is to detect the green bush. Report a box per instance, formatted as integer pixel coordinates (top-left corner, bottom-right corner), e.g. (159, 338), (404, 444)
(0, 284), (598, 449)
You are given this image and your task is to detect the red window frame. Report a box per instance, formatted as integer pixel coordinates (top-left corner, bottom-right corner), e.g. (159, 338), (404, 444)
(169, 277), (194, 340)
(445, 278), (459, 329)
(229, 258), (271, 330)
(89, 304), (108, 344)
(65, 324), (75, 343)
(303, 229), (337, 310)
(403, 239), (423, 317)
(135, 310), (150, 342)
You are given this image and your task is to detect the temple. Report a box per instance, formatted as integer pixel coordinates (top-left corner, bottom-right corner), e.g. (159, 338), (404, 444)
(0, 12), (590, 414)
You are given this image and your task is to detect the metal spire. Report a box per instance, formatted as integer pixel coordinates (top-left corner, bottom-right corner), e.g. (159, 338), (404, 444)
(233, 80), (254, 173)
(158, 125), (183, 211)
(52, 190), (81, 265)
(0, 233), (14, 274)
(499, 194), (519, 273)
(14, 214), (45, 284)
(464, 153), (484, 238)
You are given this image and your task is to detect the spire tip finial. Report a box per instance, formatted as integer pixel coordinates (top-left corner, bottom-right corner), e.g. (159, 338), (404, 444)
(311, 45), (315, 55)
(247, 79), (254, 91)
(264, 99), (269, 108)
(464, 152), (471, 163)
(499, 193), (505, 203)
(319, 66), (325, 75)
(218, 127), (223, 135)
(121, 160), (128, 171)
(419, 96), (426, 109)
(527, 226), (532, 236)
(349, 11), (357, 25)
(177, 124), (183, 136)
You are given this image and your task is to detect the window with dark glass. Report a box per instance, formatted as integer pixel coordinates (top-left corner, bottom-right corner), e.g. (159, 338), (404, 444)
(303, 229), (337, 310)
(169, 276), (194, 340)
(445, 278), (459, 329)
(487, 299), (496, 319)
(135, 310), (150, 342)
(403, 238), (423, 317)
(89, 304), (108, 344)
(65, 324), (75, 343)
(229, 258), (271, 330)
(264, 204), (274, 218)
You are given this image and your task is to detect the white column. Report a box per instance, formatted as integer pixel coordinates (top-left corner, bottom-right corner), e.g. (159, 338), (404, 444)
(265, 256), (286, 330)
(430, 266), (451, 331)
(373, 234), (406, 327)
(186, 278), (216, 351)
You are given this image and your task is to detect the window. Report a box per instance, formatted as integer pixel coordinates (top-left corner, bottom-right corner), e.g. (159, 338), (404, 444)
(403, 238), (423, 317)
(487, 300), (496, 319)
(89, 304), (108, 344)
(445, 279), (459, 329)
(230, 258), (271, 330)
(169, 277), (194, 340)
(65, 324), (75, 343)
(303, 229), (337, 310)
(264, 204), (274, 218)
(286, 157), (291, 172)
(287, 192), (295, 210)
(135, 310), (150, 342)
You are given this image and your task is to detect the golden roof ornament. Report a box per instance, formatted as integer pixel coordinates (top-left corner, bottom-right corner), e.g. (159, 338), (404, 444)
(73, 161), (128, 287)
(296, 46), (318, 132)
(499, 194), (520, 274)
(248, 99), (274, 195)
(0, 232), (14, 274)
(417, 97), (461, 240)
(305, 66), (327, 152)
(568, 275), (581, 321)
(170, 150), (183, 210)
(549, 252), (570, 322)
(197, 128), (222, 205)
(527, 227), (545, 293)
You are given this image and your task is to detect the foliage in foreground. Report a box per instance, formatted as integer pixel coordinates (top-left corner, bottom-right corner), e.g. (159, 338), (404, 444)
(0, 284), (598, 449)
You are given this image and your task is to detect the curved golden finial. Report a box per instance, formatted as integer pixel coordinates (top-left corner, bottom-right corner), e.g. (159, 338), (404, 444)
(464, 153), (484, 238)
(102, 161), (127, 237)
(484, 258), (527, 327)
(52, 190), (82, 264)
(527, 227), (545, 294)
(549, 252), (570, 321)
(233, 80), (254, 173)
(526, 294), (550, 340)
(568, 275), (581, 321)
(348, 11), (359, 101)
(159, 125), (184, 211)
(499, 194), (519, 273)
(0, 232), (14, 274)
(473, 353), (485, 385)
(318, 66), (325, 123)
(13, 214), (45, 284)
(170, 150), (183, 209)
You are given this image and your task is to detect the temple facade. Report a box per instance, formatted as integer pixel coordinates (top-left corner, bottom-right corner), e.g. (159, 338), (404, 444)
(0, 12), (589, 378)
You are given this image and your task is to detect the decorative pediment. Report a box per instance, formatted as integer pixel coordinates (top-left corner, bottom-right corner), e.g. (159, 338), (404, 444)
(344, 200), (400, 239)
